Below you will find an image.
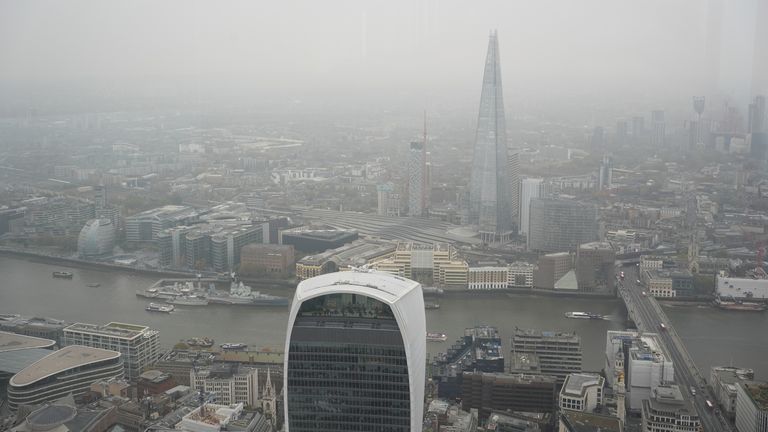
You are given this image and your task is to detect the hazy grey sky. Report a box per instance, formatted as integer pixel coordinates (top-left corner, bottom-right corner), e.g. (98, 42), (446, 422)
(0, 0), (762, 111)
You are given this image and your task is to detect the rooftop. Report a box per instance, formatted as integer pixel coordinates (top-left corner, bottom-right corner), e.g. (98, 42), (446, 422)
(562, 373), (604, 397)
(0, 331), (56, 352)
(561, 410), (622, 432)
(10, 345), (121, 387)
(295, 269), (421, 305)
(648, 384), (697, 415)
(129, 205), (197, 221)
(64, 322), (153, 340)
(742, 381), (768, 411)
(513, 328), (580, 342)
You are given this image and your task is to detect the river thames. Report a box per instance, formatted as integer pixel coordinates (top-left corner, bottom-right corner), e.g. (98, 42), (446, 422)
(1, 255), (765, 378)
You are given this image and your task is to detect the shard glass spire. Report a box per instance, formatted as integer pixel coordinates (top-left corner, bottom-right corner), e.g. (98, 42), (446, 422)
(469, 31), (514, 239)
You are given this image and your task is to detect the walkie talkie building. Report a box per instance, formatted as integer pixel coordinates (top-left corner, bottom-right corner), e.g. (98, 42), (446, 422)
(283, 270), (426, 432)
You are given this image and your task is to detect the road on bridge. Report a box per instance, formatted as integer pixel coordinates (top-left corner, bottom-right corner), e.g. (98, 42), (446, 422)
(618, 265), (733, 432)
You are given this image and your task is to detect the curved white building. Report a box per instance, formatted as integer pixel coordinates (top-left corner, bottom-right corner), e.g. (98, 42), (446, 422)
(78, 218), (115, 258)
(8, 345), (123, 410)
(283, 270), (426, 432)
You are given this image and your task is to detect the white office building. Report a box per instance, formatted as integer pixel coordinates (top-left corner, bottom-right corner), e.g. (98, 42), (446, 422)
(559, 373), (605, 413)
(284, 270), (426, 432)
(63, 322), (160, 382)
(519, 178), (546, 236)
(190, 364), (260, 407)
(605, 330), (674, 411)
(736, 381), (768, 432)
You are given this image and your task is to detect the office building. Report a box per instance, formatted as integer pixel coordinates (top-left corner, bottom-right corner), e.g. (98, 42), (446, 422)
(77, 218), (115, 258)
(295, 239), (396, 281)
(125, 205), (199, 244)
(632, 116), (645, 144)
(508, 148), (521, 224)
(558, 373), (605, 412)
(559, 411), (623, 432)
(468, 266), (509, 290)
(408, 141), (427, 217)
(510, 328), (582, 384)
(372, 241), (467, 289)
(605, 331), (674, 411)
(615, 119), (629, 146)
(527, 198), (598, 253)
(641, 385), (700, 432)
(158, 223), (262, 272)
(575, 242), (615, 294)
(711, 366), (755, 420)
(377, 182), (402, 217)
(284, 270), (426, 432)
(736, 381), (768, 432)
(0, 207), (24, 236)
(0, 332), (56, 387)
(590, 126), (605, 150)
(651, 110), (666, 147)
(508, 262), (534, 289)
(749, 95), (766, 133)
(519, 178), (546, 236)
(176, 403), (246, 432)
(468, 31), (515, 242)
(0, 315), (68, 345)
(8, 346), (123, 410)
(598, 155), (612, 190)
(154, 350), (216, 386)
(240, 243), (295, 276)
(431, 326), (505, 400)
(190, 363), (260, 406)
(752, 132), (768, 161)
(533, 252), (573, 290)
(462, 372), (557, 421)
(137, 370), (177, 397)
(209, 225), (263, 273)
(63, 322), (160, 381)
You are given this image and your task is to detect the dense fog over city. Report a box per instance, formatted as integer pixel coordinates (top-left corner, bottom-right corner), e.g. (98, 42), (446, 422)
(2, 0), (764, 117)
(1, 1), (768, 431)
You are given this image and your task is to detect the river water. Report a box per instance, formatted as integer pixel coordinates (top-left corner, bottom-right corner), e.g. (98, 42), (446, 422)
(0, 255), (765, 378)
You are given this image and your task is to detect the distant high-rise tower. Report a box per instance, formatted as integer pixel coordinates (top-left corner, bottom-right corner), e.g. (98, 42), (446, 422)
(615, 120), (629, 146)
(632, 116), (645, 145)
(748, 95), (766, 133)
(690, 97), (707, 149)
(519, 178), (546, 237)
(651, 110), (666, 147)
(598, 156), (612, 190)
(377, 182), (402, 217)
(469, 31), (514, 242)
(93, 185), (107, 209)
(407, 141), (426, 217)
(590, 126), (605, 150)
(284, 271), (426, 432)
(508, 148), (521, 225)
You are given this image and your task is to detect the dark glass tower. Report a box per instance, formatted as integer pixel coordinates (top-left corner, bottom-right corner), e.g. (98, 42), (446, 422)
(284, 271), (426, 432)
(469, 31), (514, 242)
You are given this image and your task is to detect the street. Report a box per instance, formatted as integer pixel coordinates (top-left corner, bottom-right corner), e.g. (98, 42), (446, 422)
(618, 266), (732, 432)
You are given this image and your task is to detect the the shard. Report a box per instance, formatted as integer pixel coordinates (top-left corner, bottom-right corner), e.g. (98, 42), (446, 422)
(469, 31), (514, 242)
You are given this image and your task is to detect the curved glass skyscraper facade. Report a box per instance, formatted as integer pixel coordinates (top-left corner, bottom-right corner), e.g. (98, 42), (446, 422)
(284, 271), (425, 432)
(469, 31), (515, 242)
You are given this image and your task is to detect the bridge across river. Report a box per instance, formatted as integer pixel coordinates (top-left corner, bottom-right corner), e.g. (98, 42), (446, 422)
(618, 265), (733, 432)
